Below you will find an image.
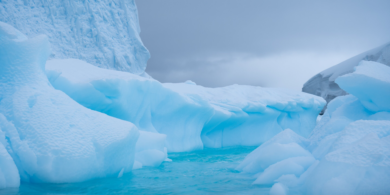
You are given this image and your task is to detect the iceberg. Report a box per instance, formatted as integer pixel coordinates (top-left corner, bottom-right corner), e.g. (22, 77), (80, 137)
(0, 21), (169, 187)
(239, 61), (390, 195)
(236, 129), (315, 185)
(302, 43), (390, 112)
(336, 61), (390, 112)
(0, 123), (20, 189)
(135, 131), (168, 168)
(165, 83), (325, 149)
(270, 183), (288, 195)
(45, 59), (326, 152)
(0, 0), (150, 75)
(303, 120), (390, 195)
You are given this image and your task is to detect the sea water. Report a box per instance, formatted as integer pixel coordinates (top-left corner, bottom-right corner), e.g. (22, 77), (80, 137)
(1, 147), (270, 195)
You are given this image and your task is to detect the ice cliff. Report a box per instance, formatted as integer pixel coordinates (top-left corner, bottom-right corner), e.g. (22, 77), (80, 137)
(45, 59), (325, 152)
(239, 61), (390, 195)
(0, 0), (150, 76)
(302, 43), (390, 112)
(0, 22), (166, 188)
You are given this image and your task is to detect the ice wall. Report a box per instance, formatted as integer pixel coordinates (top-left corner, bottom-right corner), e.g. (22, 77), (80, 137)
(239, 61), (390, 195)
(46, 59), (325, 152)
(0, 0), (150, 76)
(0, 21), (147, 187)
(302, 43), (390, 112)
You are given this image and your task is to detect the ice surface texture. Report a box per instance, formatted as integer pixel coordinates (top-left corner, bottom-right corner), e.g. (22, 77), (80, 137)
(239, 61), (390, 195)
(0, 0), (150, 76)
(0, 22), (147, 187)
(302, 43), (390, 111)
(336, 61), (390, 112)
(46, 59), (325, 152)
(0, 19), (322, 188)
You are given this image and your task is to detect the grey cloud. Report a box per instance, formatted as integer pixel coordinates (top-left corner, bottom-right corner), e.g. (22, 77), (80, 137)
(136, 0), (390, 90)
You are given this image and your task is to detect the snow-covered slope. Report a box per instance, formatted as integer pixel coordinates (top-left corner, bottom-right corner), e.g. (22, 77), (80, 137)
(302, 43), (390, 111)
(0, 22), (169, 188)
(0, 0), (150, 76)
(239, 61), (390, 195)
(46, 59), (325, 152)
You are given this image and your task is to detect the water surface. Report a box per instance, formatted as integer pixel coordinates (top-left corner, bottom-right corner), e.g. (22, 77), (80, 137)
(2, 147), (270, 195)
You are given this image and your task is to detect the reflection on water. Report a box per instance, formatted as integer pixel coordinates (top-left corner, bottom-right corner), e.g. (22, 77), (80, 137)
(1, 146), (270, 195)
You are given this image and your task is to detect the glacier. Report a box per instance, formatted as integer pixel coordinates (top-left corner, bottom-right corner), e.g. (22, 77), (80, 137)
(302, 43), (390, 113)
(0, 21), (168, 188)
(45, 59), (325, 152)
(238, 60), (390, 195)
(0, 0), (150, 76)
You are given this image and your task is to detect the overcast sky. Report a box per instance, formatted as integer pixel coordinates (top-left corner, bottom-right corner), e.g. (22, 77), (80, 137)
(136, 0), (390, 91)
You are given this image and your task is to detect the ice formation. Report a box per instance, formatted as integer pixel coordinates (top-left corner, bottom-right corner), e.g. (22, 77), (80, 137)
(239, 61), (390, 195)
(45, 59), (325, 152)
(0, 120), (20, 189)
(135, 131), (168, 169)
(0, 0), (150, 76)
(0, 17), (324, 189)
(236, 129), (315, 185)
(336, 61), (390, 112)
(302, 43), (390, 111)
(0, 22), (168, 188)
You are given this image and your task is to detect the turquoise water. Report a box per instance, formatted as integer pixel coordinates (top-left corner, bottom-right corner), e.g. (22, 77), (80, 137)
(1, 147), (270, 195)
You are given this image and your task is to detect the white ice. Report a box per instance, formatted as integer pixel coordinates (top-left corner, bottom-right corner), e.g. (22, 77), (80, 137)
(0, 21), (168, 187)
(45, 59), (325, 152)
(236, 129), (315, 185)
(0, 0), (150, 76)
(336, 61), (390, 112)
(239, 60), (390, 195)
(302, 43), (390, 110)
(0, 122), (20, 189)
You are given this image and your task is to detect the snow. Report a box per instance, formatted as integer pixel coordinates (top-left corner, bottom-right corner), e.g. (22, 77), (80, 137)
(239, 60), (390, 194)
(45, 59), (325, 152)
(0, 0), (150, 76)
(0, 21), (168, 187)
(302, 43), (390, 111)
